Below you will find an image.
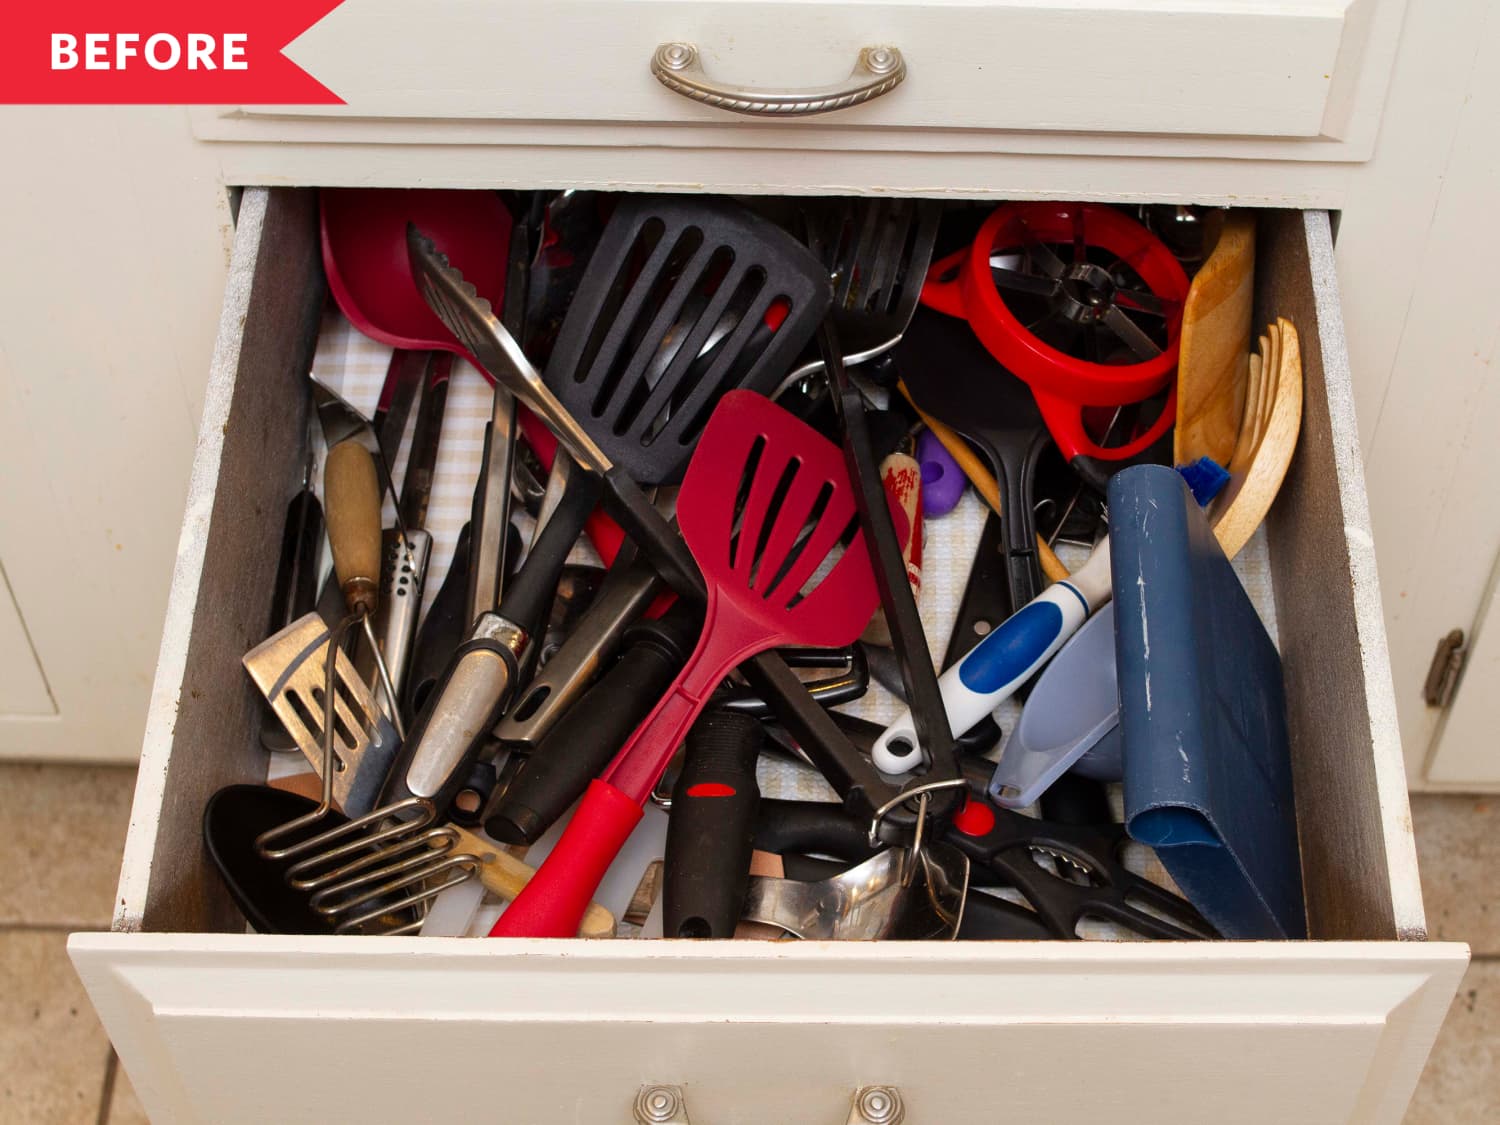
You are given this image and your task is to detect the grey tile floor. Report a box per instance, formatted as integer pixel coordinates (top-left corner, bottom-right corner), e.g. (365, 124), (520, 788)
(1, 764), (1494, 1123)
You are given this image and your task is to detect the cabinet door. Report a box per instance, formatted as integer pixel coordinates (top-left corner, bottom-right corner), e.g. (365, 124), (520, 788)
(1347, 0), (1500, 786)
(0, 108), (231, 762)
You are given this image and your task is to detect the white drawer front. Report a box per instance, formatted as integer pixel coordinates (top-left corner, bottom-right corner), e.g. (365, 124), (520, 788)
(274, 0), (1351, 139)
(71, 936), (1466, 1125)
(192, 0), (1408, 201)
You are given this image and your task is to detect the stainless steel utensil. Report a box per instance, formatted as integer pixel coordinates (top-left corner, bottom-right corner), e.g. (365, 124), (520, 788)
(496, 554), (662, 752)
(244, 614), (401, 819)
(741, 843), (968, 940)
(369, 353), (450, 716)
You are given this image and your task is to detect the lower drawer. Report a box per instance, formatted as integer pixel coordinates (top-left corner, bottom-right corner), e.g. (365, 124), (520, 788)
(70, 188), (1467, 1124)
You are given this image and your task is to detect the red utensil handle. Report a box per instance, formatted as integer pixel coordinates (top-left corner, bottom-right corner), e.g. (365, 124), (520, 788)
(488, 779), (643, 938)
(1033, 383), (1177, 463)
(603, 599), (771, 801)
(919, 247), (968, 318)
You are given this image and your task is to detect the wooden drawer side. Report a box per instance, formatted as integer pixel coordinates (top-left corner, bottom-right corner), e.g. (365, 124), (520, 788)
(114, 188), (324, 934)
(1260, 211), (1424, 941)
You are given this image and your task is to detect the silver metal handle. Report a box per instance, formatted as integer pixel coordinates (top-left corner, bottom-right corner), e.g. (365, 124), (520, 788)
(371, 527), (431, 717)
(650, 43), (905, 118)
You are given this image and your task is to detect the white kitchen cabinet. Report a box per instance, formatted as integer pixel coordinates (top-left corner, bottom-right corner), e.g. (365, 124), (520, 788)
(0, 107), (231, 762)
(1333, 0), (1500, 789)
(67, 188), (1467, 1124)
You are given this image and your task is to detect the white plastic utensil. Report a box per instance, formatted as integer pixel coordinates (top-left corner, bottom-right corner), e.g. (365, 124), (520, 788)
(987, 601), (1124, 809)
(871, 539), (1113, 774)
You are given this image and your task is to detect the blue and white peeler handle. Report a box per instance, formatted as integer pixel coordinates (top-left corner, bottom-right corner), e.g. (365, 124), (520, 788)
(871, 539), (1114, 774)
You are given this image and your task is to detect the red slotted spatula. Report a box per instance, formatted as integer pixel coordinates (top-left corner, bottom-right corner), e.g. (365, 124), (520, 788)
(491, 389), (894, 938)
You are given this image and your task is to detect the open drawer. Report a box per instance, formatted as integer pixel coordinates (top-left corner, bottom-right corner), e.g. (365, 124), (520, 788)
(69, 187), (1466, 1125)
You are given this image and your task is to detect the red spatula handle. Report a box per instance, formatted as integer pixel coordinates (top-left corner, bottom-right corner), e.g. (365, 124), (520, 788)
(488, 780), (643, 938)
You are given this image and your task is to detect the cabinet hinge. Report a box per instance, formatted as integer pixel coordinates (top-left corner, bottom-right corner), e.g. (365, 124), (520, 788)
(1423, 628), (1468, 707)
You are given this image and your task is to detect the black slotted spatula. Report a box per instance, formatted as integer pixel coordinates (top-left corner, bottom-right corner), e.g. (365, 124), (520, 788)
(545, 194), (833, 481)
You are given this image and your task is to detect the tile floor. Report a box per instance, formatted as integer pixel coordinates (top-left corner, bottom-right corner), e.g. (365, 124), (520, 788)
(1, 763), (1495, 1123)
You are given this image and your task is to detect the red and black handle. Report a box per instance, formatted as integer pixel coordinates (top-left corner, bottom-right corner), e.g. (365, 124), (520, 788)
(663, 709), (764, 939)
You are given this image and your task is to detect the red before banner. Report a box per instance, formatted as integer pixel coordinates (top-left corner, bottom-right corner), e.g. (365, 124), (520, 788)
(0, 0), (345, 104)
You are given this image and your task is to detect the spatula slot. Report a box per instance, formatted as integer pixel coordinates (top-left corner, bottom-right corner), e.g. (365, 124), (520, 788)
(656, 266), (770, 448)
(307, 683), (359, 763)
(595, 227), (706, 419)
(760, 481), (834, 605)
(573, 216), (670, 392)
(784, 515), (860, 612)
(623, 244), (743, 443)
(747, 456), (804, 592)
(727, 434), (768, 571)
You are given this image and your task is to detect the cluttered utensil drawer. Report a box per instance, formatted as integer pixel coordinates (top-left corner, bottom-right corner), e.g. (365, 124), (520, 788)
(69, 187), (1466, 1125)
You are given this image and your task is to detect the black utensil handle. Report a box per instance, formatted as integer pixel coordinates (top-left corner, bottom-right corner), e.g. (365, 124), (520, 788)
(499, 469), (604, 642)
(483, 603), (700, 845)
(821, 323), (956, 776)
(601, 466), (706, 602)
(270, 489), (324, 630)
(739, 653), (904, 828)
(1038, 774), (1114, 827)
(403, 522), (474, 723)
(753, 798), (881, 862)
(379, 621), (523, 814)
(262, 489), (326, 752)
(957, 892), (1054, 941)
(664, 710), (764, 940)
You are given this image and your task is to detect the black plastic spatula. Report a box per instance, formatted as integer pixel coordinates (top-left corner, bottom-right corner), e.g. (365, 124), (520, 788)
(408, 199), (832, 599)
(544, 194), (833, 483)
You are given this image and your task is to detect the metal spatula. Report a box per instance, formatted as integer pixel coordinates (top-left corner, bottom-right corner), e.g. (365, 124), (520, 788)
(490, 389), (889, 938)
(778, 197), (942, 392)
(243, 613), (400, 820)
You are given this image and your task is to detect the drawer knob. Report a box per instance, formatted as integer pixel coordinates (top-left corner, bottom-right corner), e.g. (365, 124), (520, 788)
(634, 1085), (691, 1124)
(650, 42), (905, 117)
(848, 1087), (905, 1125)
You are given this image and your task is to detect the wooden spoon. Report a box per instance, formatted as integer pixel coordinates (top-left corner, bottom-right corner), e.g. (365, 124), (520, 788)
(1212, 318), (1303, 558)
(1174, 214), (1256, 468)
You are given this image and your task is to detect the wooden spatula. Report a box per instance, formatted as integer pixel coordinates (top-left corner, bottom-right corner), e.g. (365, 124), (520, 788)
(1175, 214), (1256, 468)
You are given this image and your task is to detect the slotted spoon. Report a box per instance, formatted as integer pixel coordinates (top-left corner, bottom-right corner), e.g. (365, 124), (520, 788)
(490, 390), (888, 938)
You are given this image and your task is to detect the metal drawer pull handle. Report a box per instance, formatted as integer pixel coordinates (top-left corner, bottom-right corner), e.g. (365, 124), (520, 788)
(651, 42), (905, 117)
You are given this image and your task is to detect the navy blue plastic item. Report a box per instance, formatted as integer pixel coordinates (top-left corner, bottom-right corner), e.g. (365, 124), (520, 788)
(1109, 464), (1305, 940)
